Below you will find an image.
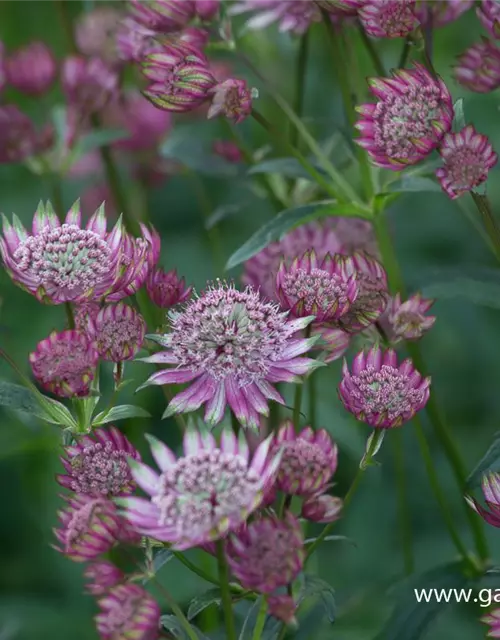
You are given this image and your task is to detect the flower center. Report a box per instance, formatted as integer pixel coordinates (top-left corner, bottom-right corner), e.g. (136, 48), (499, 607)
(377, 1), (416, 36)
(446, 147), (487, 189)
(70, 442), (134, 496)
(33, 341), (94, 383)
(66, 499), (108, 549)
(97, 318), (144, 360)
(278, 441), (332, 487)
(282, 268), (348, 315)
(102, 593), (143, 635)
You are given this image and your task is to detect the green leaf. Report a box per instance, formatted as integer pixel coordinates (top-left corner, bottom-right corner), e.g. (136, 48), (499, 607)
(466, 432), (500, 489)
(421, 276), (500, 309)
(374, 561), (470, 640)
(93, 404), (151, 425)
(453, 98), (466, 132)
(73, 128), (128, 157)
(386, 175), (442, 194)
(298, 575), (336, 623)
(239, 596), (266, 640)
(0, 381), (75, 427)
(160, 615), (209, 639)
(153, 548), (174, 574)
(205, 204), (243, 230)
(187, 588), (221, 620)
(304, 534), (356, 547)
(248, 157), (328, 180)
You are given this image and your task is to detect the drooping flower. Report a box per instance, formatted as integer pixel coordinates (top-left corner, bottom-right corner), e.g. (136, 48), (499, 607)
(415, 0), (473, 28)
(355, 63), (454, 169)
(386, 293), (436, 340)
(5, 41), (57, 95)
(116, 18), (157, 63)
(226, 513), (304, 593)
(30, 330), (99, 398)
(455, 38), (500, 93)
(129, 0), (195, 31)
(84, 561), (124, 595)
(146, 267), (193, 308)
(334, 252), (389, 334)
(139, 283), (321, 428)
(0, 201), (123, 304)
(207, 78), (254, 124)
(119, 428), (281, 549)
(87, 303), (146, 362)
(478, 0), (500, 39)
(213, 139), (243, 163)
(230, 1), (322, 35)
(0, 105), (37, 163)
(57, 426), (141, 496)
(75, 6), (124, 65)
(272, 420), (338, 497)
(435, 125), (498, 199)
(466, 472), (500, 528)
(301, 493), (343, 523)
(268, 595), (297, 626)
(312, 325), (350, 363)
(339, 346), (430, 428)
(482, 608), (500, 638)
(358, 0), (418, 38)
(95, 583), (160, 640)
(195, 0), (220, 21)
(243, 222), (342, 301)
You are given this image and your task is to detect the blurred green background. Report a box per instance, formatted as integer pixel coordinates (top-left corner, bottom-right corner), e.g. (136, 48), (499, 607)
(1, 2), (500, 639)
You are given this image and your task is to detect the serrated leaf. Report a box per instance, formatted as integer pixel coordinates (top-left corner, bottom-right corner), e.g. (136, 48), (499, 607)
(248, 157), (328, 180)
(298, 575), (336, 623)
(466, 432), (500, 489)
(153, 548), (174, 574)
(93, 404), (151, 425)
(386, 175), (442, 194)
(160, 615), (209, 639)
(187, 588), (221, 621)
(374, 561), (470, 640)
(74, 128), (128, 157)
(205, 204), (243, 230)
(453, 98), (466, 132)
(421, 277), (500, 309)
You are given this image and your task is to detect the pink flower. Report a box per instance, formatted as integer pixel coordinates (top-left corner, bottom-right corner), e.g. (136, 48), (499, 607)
(482, 608), (500, 638)
(195, 0), (220, 21)
(95, 584), (160, 640)
(61, 56), (118, 116)
(118, 428), (281, 549)
(0, 105), (37, 163)
(138, 282), (322, 429)
(207, 78), (253, 124)
(179, 26), (210, 49)
(74, 301), (100, 333)
(332, 217), (378, 257)
(339, 345), (431, 428)
(312, 325), (350, 364)
(455, 38), (500, 93)
(212, 139), (243, 163)
(386, 293), (436, 340)
(84, 561), (124, 595)
(358, 0), (418, 38)
(478, 0), (500, 39)
(226, 513), (304, 593)
(5, 41), (57, 95)
(86, 303), (146, 362)
(129, 0), (195, 31)
(57, 426), (141, 496)
(146, 267), (193, 308)
(268, 594), (297, 626)
(230, 1), (321, 34)
(466, 472), (500, 528)
(76, 6), (124, 66)
(0, 201), (123, 304)
(301, 493), (343, 523)
(355, 63), (454, 169)
(30, 330), (98, 398)
(436, 125), (498, 199)
(315, 0), (363, 14)
(116, 18), (157, 63)
(415, 0), (473, 28)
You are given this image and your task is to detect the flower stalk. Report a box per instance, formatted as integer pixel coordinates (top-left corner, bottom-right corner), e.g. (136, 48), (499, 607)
(216, 540), (237, 640)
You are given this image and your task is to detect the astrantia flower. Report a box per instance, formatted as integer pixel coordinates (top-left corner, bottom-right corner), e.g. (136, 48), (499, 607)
(466, 472), (500, 528)
(74, 301), (100, 333)
(195, 0), (220, 21)
(226, 513), (304, 593)
(315, 0), (363, 14)
(0, 201), (123, 303)
(57, 426), (140, 496)
(76, 6), (124, 65)
(84, 561), (124, 595)
(358, 0), (418, 39)
(213, 139), (243, 163)
(30, 330), (98, 398)
(416, 0), (473, 28)
(268, 595), (297, 626)
(455, 38), (500, 93)
(272, 420), (338, 496)
(139, 283), (321, 428)
(386, 293), (436, 340)
(334, 252), (388, 334)
(312, 325), (350, 363)
(146, 267), (193, 308)
(230, 1), (322, 35)
(0, 105), (37, 163)
(207, 78), (254, 124)
(61, 56), (118, 115)
(119, 428), (281, 549)
(482, 608), (500, 637)
(95, 584), (160, 640)
(355, 63), (454, 169)
(332, 216), (378, 257)
(276, 250), (358, 322)
(243, 221), (342, 301)
(87, 303), (146, 362)
(129, 0), (195, 31)
(301, 493), (343, 523)
(339, 346), (431, 428)
(436, 125), (498, 199)
(178, 26), (210, 49)
(478, 0), (500, 39)
(5, 41), (57, 95)
(116, 18), (157, 63)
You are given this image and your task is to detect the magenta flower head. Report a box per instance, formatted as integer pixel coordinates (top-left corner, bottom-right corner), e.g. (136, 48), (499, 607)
(62, 56), (118, 115)
(436, 125), (498, 199)
(84, 561), (124, 595)
(129, 0), (195, 31)
(146, 267), (193, 308)
(416, 0), (473, 27)
(119, 428), (281, 549)
(195, 0), (220, 21)
(482, 608), (500, 638)
(74, 301), (100, 333)
(272, 420), (338, 497)
(358, 0), (418, 39)
(276, 250), (358, 323)
(0, 105), (37, 163)
(478, 0), (500, 38)
(178, 26), (210, 50)
(355, 63), (454, 169)
(386, 293), (436, 340)
(142, 41), (217, 113)
(117, 18), (157, 63)
(139, 282), (322, 428)
(334, 252), (389, 334)
(455, 39), (500, 93)
(226, 513), (304, 593)
(312, 325), (350, 364)
(0, 201), (123, 304)
(76, 6), (124, 65)
(268, 595), (297, 626)
(333, 217), (378, 257)
(243, 222), (342, 301)
(57, 426), (141, 496)
(213, 140), (243, 163)
(466, 472), (500, 528)
(30, 330), (98, 398)
(95, 583), (160, 640)
(5, 41), (57, 95)
(301, 493), (343, 523)
(230, 1), (321, 35)
(339, 346), (431, 428)
(87, 303), (146, 362)
(207, 78), (254, 124)
(315, 0), (363, 14)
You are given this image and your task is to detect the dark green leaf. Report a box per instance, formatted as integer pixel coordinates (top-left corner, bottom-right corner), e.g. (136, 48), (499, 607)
(187, 588), (221, 620)
(0, 381), (75, 427)
(386, 176), (442, 194)
(153, 548), (174, 574)
(453, 98), (466, 132)
(248, 157), (328, 180)
(160, 615), (209, 639)
(466, 432), (500, 489)
(239, 596), (265, 640)
(421, 277), (500, 309)
(298, 575), (336, 623)
(74, 129), (128, 157)
(304, 535), (356, 547)
(93, 404), (151, 425)
(205, 204), (243, 230)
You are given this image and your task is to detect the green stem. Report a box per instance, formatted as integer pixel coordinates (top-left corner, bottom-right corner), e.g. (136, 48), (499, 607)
(292, 384), (303, 429)
(308, 374), (317, 431)
(251, 598), (268, 640)
(188, 170), (225, 272)
(55, 0), (77, 53)
(357, 23), (386, 77)
(216, 541), (237, 640)
(151, 578), (199, 640)
(291, 31), (309, 150)
(397, 37), (412, 69)
(391, 431), (414, 575)
(470, 193), (500, 262)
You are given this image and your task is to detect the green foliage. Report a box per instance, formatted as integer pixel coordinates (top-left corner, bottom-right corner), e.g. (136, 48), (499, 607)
(92, 404), (151, 425)
(187, 588), (222, 621)
(466, 432), (500, 489)
(248, 157), (328, 180)
(298, 574), (336, 624)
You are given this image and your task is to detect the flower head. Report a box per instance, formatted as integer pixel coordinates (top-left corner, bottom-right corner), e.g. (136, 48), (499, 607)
(57, 426), (140, 496)
(272, 420), (338, 496)
(315, 0), (363, 14)
(76, 6), (124, 65)
(208, 78), (254, 124)
(455, 38), (500, 93)
(416, 0), (473, 27)
(178, 26), (210, 49)
(478, 0), (500, 39)
(436, 125), (498, 199)
(62, 56), (118, 116)
(119, 428), (281, 549)
(226, 513), (304, 593)
(87, 303), (146, 362)
(195, 0), (220, 21)
(116, 18), (157, 63)
(84, 561), (124, 595)
(359, 0), (418, 38)
(74, 301), (100, 333)
(230, 1), (321, 35)
(0, 105), (37, 163)
(332, 216), (378, 257)
(139, 282), (321, 428)
(268, 595), (297, 626)
(386, 293), (436, 340)
(146, 267), (192, 307)
(312, 325), (350, 363)
(213, 139), (243, 163)
(301, 493), (343, 523)
(1, 201), (123, 303)
(466, 472), (500, 528)
(30, 330), (98, 398)
(129, 0), (195, 31)
(356, 63), (453, 169)
(276, 250), (358, 322)
(95, 583), (160, 640)
(5, 42), (57, 95)
(339, 346), (431, 428)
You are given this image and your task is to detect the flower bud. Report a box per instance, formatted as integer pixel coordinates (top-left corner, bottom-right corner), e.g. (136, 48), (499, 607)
(301, 493), (343, 523)
(207, 77), (254, 124)
(6, 42), (57, 95)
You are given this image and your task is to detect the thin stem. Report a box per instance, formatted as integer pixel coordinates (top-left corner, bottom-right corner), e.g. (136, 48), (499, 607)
(397, 37), (411, 69)
(308, 374), (317, 431)
(292, 384), (303, 429)
(150, 577), (199, 640)
(391, 431), (414, 575)
(357, 23), (386, 77)
(216, 541), (237, 640)
(188, 170), (225, 272)
(291, 31), (309, 149)
(470, 193), (500, 262)
(251, 598), (268, 640)
(171, 550), (219, 586)
(55, 0), (77, 53)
